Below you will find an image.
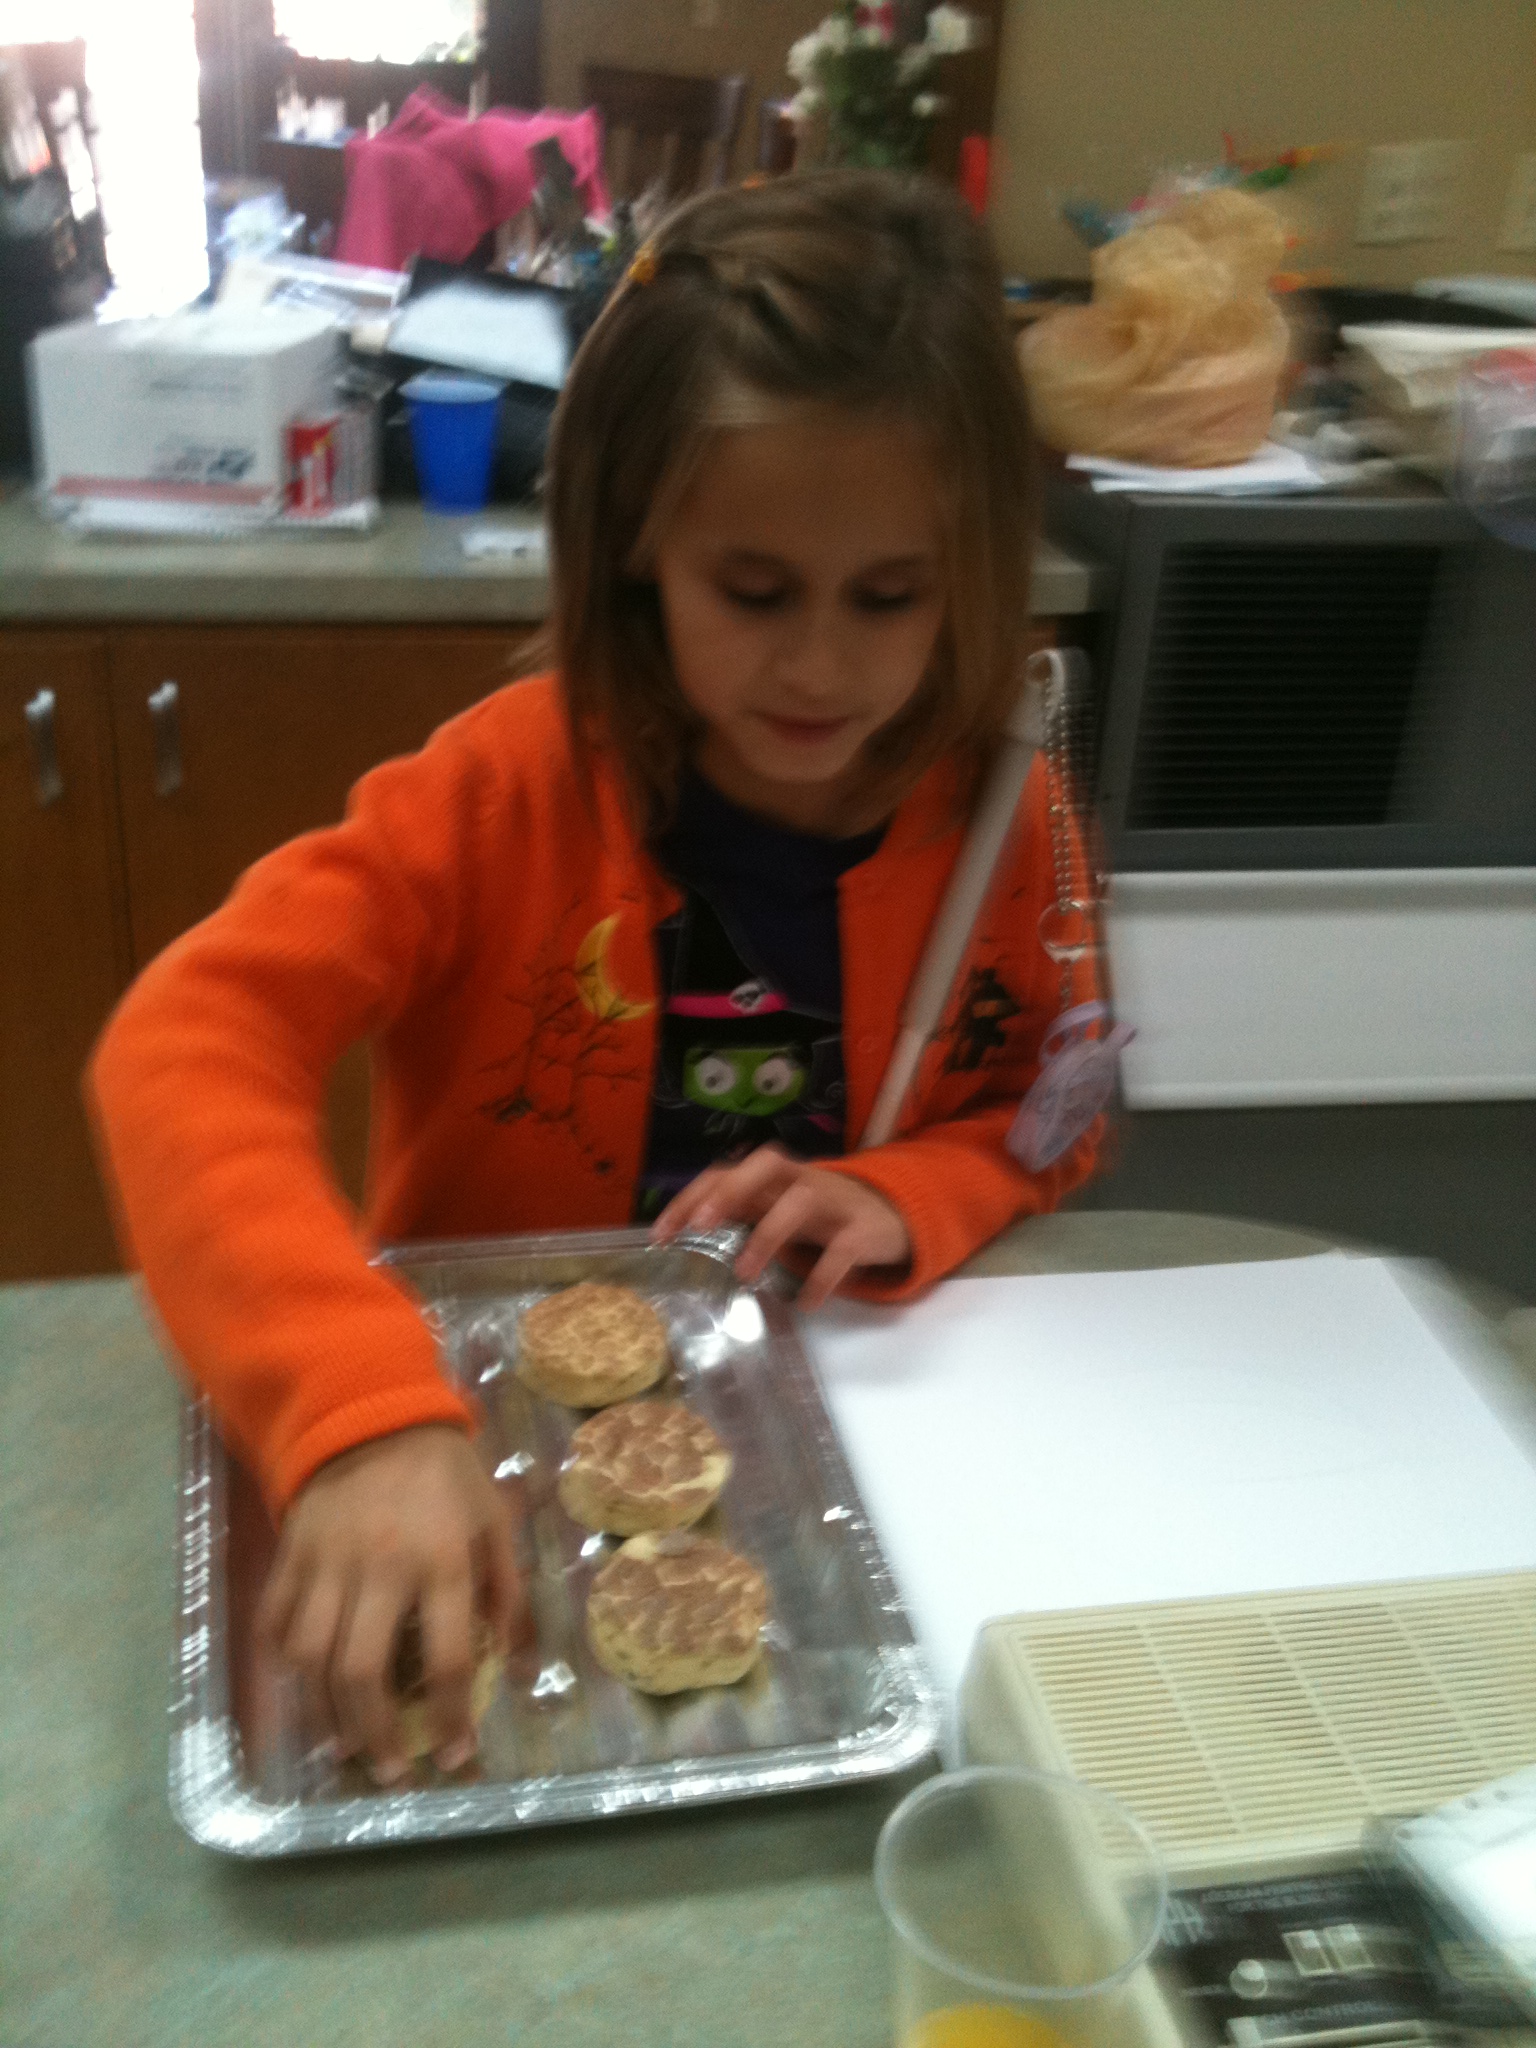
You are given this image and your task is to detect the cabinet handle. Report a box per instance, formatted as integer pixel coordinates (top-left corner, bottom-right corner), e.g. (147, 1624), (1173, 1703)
(148, 681), (183, 797)
(24, 688), (63, 806)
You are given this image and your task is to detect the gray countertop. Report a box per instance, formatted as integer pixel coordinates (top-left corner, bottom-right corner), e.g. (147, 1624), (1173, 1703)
(0, 492), (552, 625)
(0, 491), (1105, 624)
(0, 1212), (1325, 2048)
(5, 1210), (1528, 2048)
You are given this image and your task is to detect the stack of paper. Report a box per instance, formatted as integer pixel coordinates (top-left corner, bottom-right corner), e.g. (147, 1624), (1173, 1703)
(1065, 442), (1324, 495)
(802, 1255), (1536, 1701)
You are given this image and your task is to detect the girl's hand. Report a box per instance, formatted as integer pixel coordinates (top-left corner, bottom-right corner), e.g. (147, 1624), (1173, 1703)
(652, 1143), (911, 1309)
(256, 1423), (526, 1784)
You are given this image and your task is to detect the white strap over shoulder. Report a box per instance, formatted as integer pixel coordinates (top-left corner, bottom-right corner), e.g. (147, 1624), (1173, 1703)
(859, 648), (1080, 1150)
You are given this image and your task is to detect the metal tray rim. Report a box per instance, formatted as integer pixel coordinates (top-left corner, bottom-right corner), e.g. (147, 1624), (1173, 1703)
(170, 1226), (942, 1855)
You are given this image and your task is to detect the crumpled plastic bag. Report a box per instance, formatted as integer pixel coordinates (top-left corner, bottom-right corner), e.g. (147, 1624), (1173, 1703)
(1021, 188), (1290, 467)
(1456, 346), (1536, 545)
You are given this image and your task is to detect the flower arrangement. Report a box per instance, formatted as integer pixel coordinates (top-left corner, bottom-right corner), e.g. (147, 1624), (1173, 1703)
(786, 2), (983, 172)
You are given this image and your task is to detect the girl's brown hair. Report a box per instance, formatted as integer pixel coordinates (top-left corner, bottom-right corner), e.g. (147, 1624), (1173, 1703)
(544, 168), (1039, 827)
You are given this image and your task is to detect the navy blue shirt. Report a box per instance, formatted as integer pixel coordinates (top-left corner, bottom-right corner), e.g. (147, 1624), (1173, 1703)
(635, 770), (885, 1218)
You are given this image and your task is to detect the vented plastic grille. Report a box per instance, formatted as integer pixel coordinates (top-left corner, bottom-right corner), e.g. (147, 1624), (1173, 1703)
(1126, 544), (1442, 831)
(986, 1575), (1536, 1874)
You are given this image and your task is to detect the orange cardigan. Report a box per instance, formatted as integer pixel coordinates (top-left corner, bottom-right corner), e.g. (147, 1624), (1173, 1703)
(88, 674), (1099, 1514)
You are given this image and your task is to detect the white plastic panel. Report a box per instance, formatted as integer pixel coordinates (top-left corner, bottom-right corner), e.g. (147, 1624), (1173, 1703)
(966, 1573), (1536, 1880)
(1106, 868), (1536, 1107)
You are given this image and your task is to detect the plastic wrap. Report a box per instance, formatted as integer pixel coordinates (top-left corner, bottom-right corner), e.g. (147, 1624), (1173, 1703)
(1456, 346), (1536, 545)
(170, 1227), (940, 1856)
(1021, 188), (1290, 467)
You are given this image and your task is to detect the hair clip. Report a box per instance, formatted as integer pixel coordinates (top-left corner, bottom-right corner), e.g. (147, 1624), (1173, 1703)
(626, 242), (659, 288)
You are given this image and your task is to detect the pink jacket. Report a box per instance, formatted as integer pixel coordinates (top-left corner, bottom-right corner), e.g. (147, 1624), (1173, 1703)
(335, 90), (610, 272)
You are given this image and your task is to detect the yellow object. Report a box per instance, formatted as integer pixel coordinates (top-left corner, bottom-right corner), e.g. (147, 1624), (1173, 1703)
(905, 2007), (1073, 2048)
(573, 913), (654, 1022)
(1020, 188), (1290, 467)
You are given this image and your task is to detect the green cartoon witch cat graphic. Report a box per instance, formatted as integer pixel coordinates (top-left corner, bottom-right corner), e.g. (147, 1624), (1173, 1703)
(636, 892), (847, 1218)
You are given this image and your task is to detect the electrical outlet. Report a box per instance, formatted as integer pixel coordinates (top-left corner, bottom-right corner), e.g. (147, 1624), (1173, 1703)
(1356, 141), (1463, 245)
(1498, 154), (1536, 252)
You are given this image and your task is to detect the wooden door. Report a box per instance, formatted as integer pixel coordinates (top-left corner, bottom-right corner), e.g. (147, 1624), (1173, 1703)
(0, 632), (132, 1278)
(107, 625), (533, 1202)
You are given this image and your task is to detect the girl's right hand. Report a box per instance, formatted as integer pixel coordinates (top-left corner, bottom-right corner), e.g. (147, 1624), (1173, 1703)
(652, 1143), (912, 1308)
(256, 1423), (526, 1783)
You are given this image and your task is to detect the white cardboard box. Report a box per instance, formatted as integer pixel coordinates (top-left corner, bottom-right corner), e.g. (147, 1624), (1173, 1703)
(27, 306), (342, 516)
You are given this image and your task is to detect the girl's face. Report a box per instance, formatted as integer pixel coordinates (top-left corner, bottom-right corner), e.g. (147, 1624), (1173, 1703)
(652, 405), (947, 833)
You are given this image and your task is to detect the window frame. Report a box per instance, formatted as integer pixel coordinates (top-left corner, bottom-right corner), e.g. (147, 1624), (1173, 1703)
(193, 0), (541, 176)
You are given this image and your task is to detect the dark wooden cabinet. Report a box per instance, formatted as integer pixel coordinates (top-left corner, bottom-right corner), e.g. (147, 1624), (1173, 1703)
(106, 626), (526, 963)
(1, 622), (532, 1279)
(0, 633), (132, 1277)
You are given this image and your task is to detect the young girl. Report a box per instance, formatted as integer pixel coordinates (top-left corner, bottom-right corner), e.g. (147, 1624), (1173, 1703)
(88, 171), (1101, 1784)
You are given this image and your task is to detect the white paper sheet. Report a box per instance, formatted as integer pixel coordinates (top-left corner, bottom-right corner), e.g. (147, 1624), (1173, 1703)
(388, 279), (570, 389)
(1066, 441), (1323, 495)
(802, 1255), (1536, 1702)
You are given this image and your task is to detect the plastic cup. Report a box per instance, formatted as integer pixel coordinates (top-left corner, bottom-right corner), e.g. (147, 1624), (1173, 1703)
(401, 371), (504, 513)
(874, 1767), (1168, 2048)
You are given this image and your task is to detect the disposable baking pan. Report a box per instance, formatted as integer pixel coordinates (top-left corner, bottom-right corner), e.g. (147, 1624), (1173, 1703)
(170, 1227), (941, 1854)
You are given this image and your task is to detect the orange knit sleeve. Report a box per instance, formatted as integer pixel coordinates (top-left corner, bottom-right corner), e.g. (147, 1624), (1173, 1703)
(86, 712), (510, 1514)
(820, 1100), (1102, 1299)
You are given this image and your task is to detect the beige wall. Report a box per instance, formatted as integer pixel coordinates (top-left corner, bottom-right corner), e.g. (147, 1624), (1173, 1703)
(989, 0), (1536, 286)
(544, 0), (1536, 288)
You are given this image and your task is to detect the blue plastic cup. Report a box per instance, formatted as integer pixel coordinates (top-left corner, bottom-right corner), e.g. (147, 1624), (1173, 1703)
(401, 371), (504, 513)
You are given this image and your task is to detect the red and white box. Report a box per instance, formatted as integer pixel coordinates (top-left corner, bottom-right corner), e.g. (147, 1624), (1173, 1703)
(284, 403), (378, 517)
(28, 305), (342, 519)
(285, 413), (339, 514)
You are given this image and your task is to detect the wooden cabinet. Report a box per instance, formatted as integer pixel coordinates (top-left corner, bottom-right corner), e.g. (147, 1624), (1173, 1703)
(107, 628), (526, 964)
(1, 622), (533, 1281)
(0, 634), (132, 1277)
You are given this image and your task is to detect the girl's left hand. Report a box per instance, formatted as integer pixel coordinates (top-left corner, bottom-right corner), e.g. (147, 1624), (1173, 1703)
(652, 1144), (911, 1310)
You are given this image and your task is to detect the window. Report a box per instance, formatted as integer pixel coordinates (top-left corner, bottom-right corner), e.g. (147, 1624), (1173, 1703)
(271, 0), (479, 63)
(0, 0), (205, 314)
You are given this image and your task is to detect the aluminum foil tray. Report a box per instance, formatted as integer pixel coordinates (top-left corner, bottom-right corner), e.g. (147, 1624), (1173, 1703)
(170, 1227), (941, 1855)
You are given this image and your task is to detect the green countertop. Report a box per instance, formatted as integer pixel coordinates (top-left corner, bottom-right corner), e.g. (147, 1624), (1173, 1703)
(0, 493), (1104, 626)
(6, 1212), (1527, 2048)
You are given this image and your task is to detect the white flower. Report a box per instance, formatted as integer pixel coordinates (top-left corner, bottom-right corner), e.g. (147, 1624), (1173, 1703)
(897, 43), (934, 81)
(821, 11), (853, 52)
(855, 22), (886, 45)
(788, 87), (824, 121)
(787, 30), (824, 83)
(925, 3), (980, 52)
(912, 91), (945, 117)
